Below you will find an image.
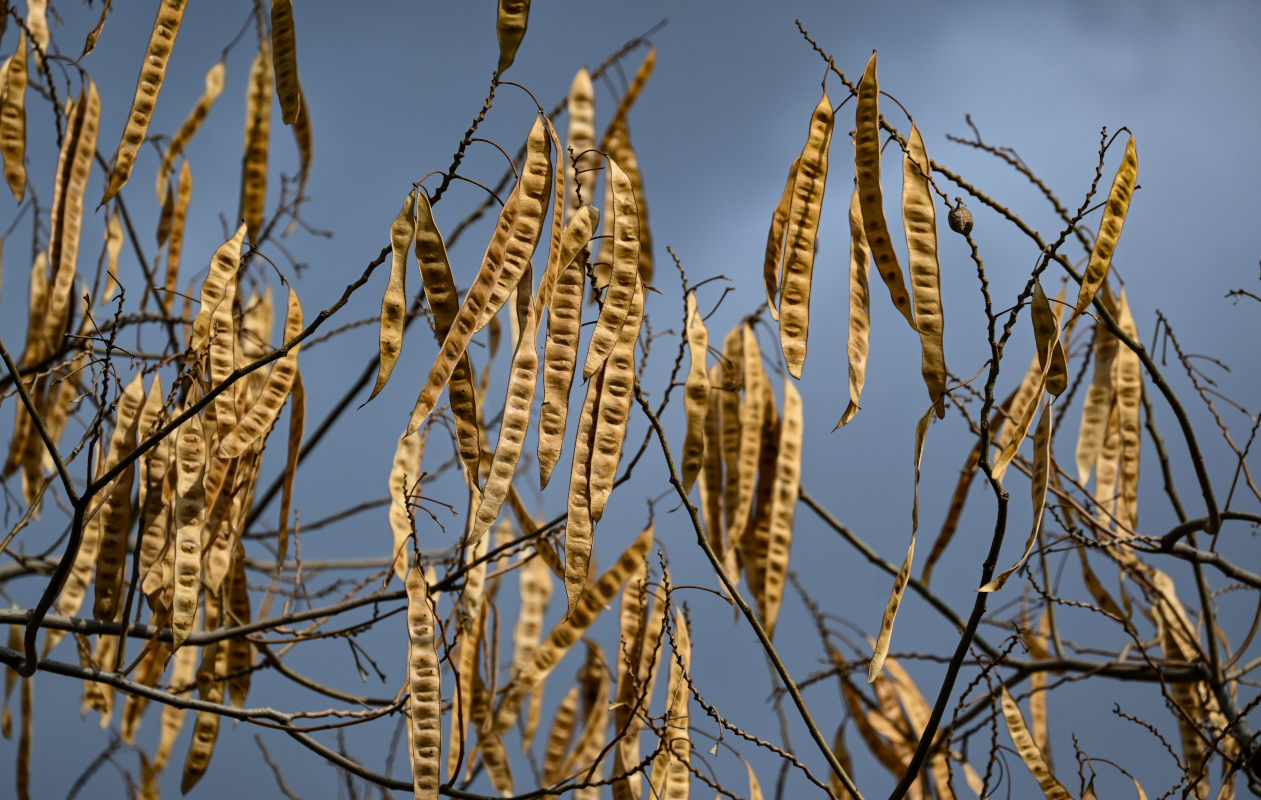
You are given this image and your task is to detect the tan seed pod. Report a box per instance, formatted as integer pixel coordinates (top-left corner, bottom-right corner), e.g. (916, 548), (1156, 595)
(855, 52), (917, 332)
(477, 116), (552, 331)
(218, 289), (303, 459)
(180, 634), (228, 793)
(583, 157), (639, 379)
(543, 684), (581, 783)
(224, 540), (252, 708)
(46, 79), (101, 348)
(565, 68), (597, 222)
(77, 0), (113, 62)
(469, 299), (539, 544)
(778, 92), (834, 378)
(170, 409), (207, 651)
(1073, 137), (1138, 319)
(1000, 685), (1072, 799)
(155, 60), (225, 203)
(761, 379), (802, 637)
(370, 190), (417, 402)
(947, 198), (973, 235)
(387, 426), (426, 581)
(271, 0), (302, 125)
(902, 125), (947, 416)
(162, 159), (194, 314)
(153, 611), (199, 771)
(447, 531), (488, 782)
(728, 324), (765, 547)
(836, 186), (872, 429)
(191, 224), (247, 353)
(240, 41), (273, 245)
(91, 373), (146, 622)
(101, 0), (187, 205)
(24, 0), (49, 67)
(601, 120), (654, 287)
(651, 608), (691, 800)
(413, 190), (482, 484)
(680, 293), (710, 492)
(763, 156), (800, 321)
(600, 47), (656, 152)
(537, 207), (598, 487)
(120, 638), (169, 743)
(741, 384), (779, 619)
(495, 0), (530, 75)
(564, 366), (601, 612)
(405, 565), (442, 800)
(1112, 290), (1142, 533)
(285, 80), (313, 235)
(980, 397), (1052, 593)
(1075, 314), (1117, 484)
(588, 277), (644, 521)
(698, 363), (725, 550)
(0, 33), (28, 202)
(512, 552), (553, 750)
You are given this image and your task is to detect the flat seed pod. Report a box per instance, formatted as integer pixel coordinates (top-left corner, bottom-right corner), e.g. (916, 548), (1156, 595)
(1073, 137), (1138, 318)
(543, 684), (581, 783)
(494, 523), (653, 734)
(101, 0), (186, 205)
(680, 293), (710, 491)
(588, 277), (644, 521)
(180, 635), (228, 793)
(603, 120), (654, 287)
(407, 191), (519, 434)
(25, 0), (48, 67)
(855, 52), (917, 331)
(240, 42), (273, 244)
(563, 366), (601, 612)
(718, 328), (743, 577)
(764, 157), (799, 321)
(728, 324), (765, 545)
(1075, 315), (1117, 484)
(387, 426), (426, 581)
(740, 384), (778, 615)
(218, 288), (303, 458)
(271, 0), (302, 125)
(761, 380), (802, 637)
(370, 190), (417, 402)
(406, 566), (441, 800)
(170, 410), (207, 651)
(837, 186), (872, 428)
(600, 48), (656, 151)
(1030, 282), (1067, 397)
(698, 364), (725, 548)
(583, 157), (638, 379)
(191, 224), (247, 353)
(778, 92), (834, 378)
(470, 299), (539, 544)
(414, 190), (482, 484)
(495, 0), (530, 75)
(1000, 685), (1073, 799)
(77, 0), (113, 62)
(1112, 291), (1142, 532)
(476, 115), (551, 330)
(91, 373), (146, 622)
(153, 617), (198, 770)
(902, 125), (946, 415)
(46, 79), (101, 347)
(537, 208), (598, 487)
(155, 60), (225, 203)
(654, 609), (691, 800)
(564, 68), (597, 222)
(162, 159), (193, 314)
(224, 541), (252, 708)
(512, 553), (552, 750)
(447, 531), (488, 782)
(0, 33), (28, 202)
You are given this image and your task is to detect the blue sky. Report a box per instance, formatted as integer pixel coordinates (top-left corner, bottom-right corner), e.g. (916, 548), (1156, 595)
(2, 1), (1259, 798)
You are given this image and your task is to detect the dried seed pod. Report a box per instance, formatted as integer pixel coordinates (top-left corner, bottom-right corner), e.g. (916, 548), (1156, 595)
(947, 198), (973, 236)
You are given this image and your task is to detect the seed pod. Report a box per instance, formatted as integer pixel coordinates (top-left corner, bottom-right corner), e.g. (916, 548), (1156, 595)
(947, 198), (973, 235)
(102, 0), (186, 205)
(271, 0), (302, 125)
(240, 42), (273, 245)
(495, 0), (530, 75)
(0, 32), (28, 202)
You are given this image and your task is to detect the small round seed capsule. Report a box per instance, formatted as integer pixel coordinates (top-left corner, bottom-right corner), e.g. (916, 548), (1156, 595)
(948, 198), (973, 235)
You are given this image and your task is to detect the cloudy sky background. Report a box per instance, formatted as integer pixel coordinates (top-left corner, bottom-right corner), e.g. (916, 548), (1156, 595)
(2, 1), (1259, 797)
